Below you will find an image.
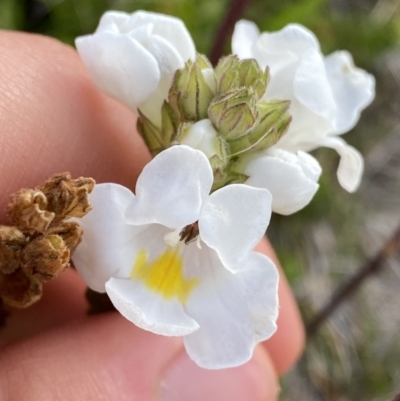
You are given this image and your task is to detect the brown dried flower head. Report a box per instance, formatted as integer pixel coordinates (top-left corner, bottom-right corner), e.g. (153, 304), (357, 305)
(0, 268), (42, 308)
(47, 221), (83, 253)
(22, 234), (71, 281)
(0, 226), (27, 274)
(39, 173), (95, 222)
(1, 172), (95, 312)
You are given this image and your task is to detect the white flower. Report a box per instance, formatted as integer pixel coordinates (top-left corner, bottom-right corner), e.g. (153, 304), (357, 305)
(232, 20), (375, 214)
(75, 11), (196, 126)
(73, 145), (279, 369)
(179, 119), (221, 159)
(245, 149), (322, 215)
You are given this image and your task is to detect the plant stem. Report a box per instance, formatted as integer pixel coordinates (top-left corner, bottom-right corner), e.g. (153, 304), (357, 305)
(209, 0), (252, 65)
(306, 224), (400, 339)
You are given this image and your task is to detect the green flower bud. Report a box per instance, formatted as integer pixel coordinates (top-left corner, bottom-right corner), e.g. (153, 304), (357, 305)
(214, 55), (269, 98)
(228, 100), (292, 155)
(214, 55), (240, 94)
(208, 87), (259, 140)
(168, 59), (214, 121)
(195, 54), (216, 93)
(237, 60), (269, 99)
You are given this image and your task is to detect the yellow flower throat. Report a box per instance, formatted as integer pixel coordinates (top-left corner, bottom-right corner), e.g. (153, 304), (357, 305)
(131, 247), (199, 304)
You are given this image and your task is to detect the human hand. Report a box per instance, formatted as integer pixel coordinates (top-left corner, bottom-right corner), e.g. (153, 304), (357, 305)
(0, 31), (304, 401)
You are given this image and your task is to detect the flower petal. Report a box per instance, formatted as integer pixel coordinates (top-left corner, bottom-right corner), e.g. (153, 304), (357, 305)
(73, 183), (143, 292)
(183, 247), (279, 369)
(75, 31), (160, 110)
(294, 48), (336, 121)
(257, 23), (319, 56)
(232, 20), (260, 59)
(106, 278), (199, 336)
(244, 149), (321, 215)
(96, 11), (130, 33)
(137, 35), (187, 126)
(247, 23), (320, 72)
(324, 51), (375, 134)
(125, 11), (196, 63)
(318, 136), (364, 192)
(199, 184), (271, 273)
(180, 119), (220, 159)
(126, 145), (213, 228)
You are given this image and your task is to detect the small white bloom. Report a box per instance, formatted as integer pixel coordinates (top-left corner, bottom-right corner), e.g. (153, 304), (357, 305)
(179, 119), (221, 159)
(232, 20), (375, 210)
(73, 145), (279, 369)
(75, 11), (196, 126)
(244, 149), (322, 215)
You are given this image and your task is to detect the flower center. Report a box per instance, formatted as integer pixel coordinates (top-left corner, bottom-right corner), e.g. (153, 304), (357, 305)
(179, 221), (199, 244)
(131, 248), (199, 304)
(164, 222), (200, 248)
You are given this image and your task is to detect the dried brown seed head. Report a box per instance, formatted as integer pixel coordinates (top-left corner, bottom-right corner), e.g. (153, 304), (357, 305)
(47, 222), (83, 253)
(0, 243), (20, 275)
(0, 226), (27, 274)
(39, 172), (95, 221)
(6, 189), (55, 233)
(0, 268), (42, 308)
(21, 234), (70, 281)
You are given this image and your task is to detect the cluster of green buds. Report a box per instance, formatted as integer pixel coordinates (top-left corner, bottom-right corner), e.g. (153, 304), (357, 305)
(137, 54), (292, 191)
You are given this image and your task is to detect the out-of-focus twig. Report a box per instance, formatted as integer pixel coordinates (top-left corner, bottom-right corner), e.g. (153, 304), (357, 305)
(391, 392), (400, 401)
(22, 0), (50, 32)
(306, 224), (400, 339)
(209, 0), (252, 65)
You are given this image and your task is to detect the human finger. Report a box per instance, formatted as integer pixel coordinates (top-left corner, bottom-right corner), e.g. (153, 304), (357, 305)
(0, 313), (280, 401)
(256, 239), (305, 375)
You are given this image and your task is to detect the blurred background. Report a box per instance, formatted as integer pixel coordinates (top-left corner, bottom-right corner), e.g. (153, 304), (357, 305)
(1, 0), (399, 399)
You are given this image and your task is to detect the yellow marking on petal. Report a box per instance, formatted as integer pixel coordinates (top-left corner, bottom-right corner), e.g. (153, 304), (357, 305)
(131, 248), (199, 304)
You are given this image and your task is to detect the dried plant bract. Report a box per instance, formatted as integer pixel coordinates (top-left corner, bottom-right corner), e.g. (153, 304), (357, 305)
(39, 173), (95, 221)
(0, 172), (95, 315)
(0, 268), (42, 308)
(22, 234), (70, 281)
(7, 189), (55, 233)
(0, 226), (27, 274)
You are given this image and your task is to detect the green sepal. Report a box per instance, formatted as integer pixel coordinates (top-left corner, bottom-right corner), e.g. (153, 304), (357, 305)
(211, 167), (249, 192)
(214, 55), (240, 94)
(196, 53), (213, 69)
(137, 111), (166, 156)
(228, 100), (291, 155)
(161, 101), (180, 146)
(172, 121), (193, 143)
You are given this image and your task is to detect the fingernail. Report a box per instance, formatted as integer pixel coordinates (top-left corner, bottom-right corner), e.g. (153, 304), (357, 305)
(157, 349), (279, 401)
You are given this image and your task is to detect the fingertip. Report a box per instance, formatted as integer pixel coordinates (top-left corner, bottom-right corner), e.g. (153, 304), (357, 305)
(0, 314), (182, 401)
(0, 30), (150, 222)
(1, 269), (87, 342)
(256, 238), (305, 374)
(157, 345), (279, 401)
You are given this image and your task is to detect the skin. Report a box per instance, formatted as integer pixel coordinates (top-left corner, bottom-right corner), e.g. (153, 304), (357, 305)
(0, 30), (304, 401)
